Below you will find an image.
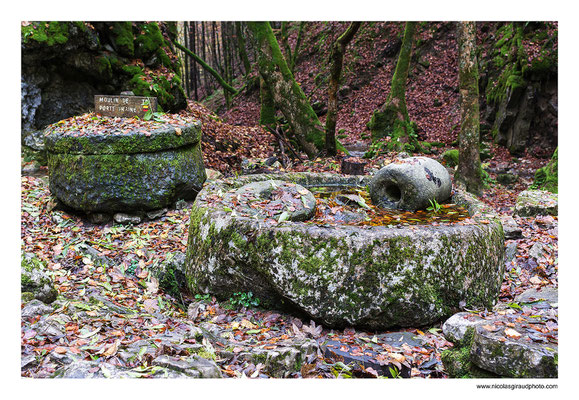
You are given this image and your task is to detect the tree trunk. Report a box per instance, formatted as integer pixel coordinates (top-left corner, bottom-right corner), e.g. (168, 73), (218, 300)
(235, 22), (252, 75)
(190, 22), (198, 100)
(325, 22), (361, 156)
(368, 22), (417, 150)
(456, 21), (483, 195)
(259, 76), (276, 126)
(172, 40), (238, 95)
(290, 22), (306, 73)
(248, 21), (325, 159)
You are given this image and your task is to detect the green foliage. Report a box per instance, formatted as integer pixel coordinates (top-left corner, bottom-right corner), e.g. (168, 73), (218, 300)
(442, 149), (459, 167)
(21, 21), (70, 46)
(427, 198), (442, 214)
(194, 293), (212, 302)
(532, 147), (558, 193)
(229, 291), (260, 308)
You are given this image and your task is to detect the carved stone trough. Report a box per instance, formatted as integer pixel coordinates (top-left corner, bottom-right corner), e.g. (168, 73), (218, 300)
(185, 170), (505, 330)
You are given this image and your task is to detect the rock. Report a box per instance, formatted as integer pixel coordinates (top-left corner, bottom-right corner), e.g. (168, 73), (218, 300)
(33, 317), (67, 339)
(152, 354), (222, 378)
(76, 242), (114, 266)
(368, 157), (452, 211)
(323, 332), (425, 378)
(529, 241), (549, 261)
(505, 242), (518, 263)
(515, 286), (558, 306)
(87, 212), (111, 224)
(186, 173), (504, 330)
(514, 190), (558, 217)
(146, 208), (168, 220)
(535, 215), (556, 228)
(113, 213), (142, 225)
(338, 85), (352, 98)
(21, 253), (58, 304)
(22, 22), (186, 133)
(442, 312), (486, 344)
(238, 339), (318, 378)
(443, 305), (558, 378)
(52, 360), (187, 378)
(501, 215), (522, 239)
(46, 122), (206, 214)
(470, 323), (557, 378)
(175, 199), (189, 210)
(441, 149), (459, 167)
(152, 252), (187, 300)
(21, 299), (54, 318)
(497, 173), (518, 185)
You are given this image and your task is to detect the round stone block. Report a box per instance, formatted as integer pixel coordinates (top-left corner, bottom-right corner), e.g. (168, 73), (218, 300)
(46, 121), (206, 213)
(369, 156), (452, 211)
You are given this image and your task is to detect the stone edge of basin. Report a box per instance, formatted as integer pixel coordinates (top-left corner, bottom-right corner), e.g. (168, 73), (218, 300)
(44, 120), (202, 155)
(194, 172), (503, 236)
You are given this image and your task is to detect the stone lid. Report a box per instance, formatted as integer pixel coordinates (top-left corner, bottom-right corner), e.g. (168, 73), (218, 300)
(45, 121), (202, 155)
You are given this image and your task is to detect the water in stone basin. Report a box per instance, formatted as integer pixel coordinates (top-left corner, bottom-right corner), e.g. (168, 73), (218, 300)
(308, 186), (470, 227)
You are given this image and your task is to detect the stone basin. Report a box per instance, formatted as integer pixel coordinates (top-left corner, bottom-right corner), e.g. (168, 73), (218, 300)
(185, 172), (505, 330)
(46, 121), (206, 213)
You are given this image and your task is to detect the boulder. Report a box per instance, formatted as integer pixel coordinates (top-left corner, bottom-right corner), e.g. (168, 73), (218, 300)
(514, 190), (558, 217)
(185, 172), (504, 330)
(515, 286), (558, 307)
(470, 323), (557, 378)
(46, 121), (206, 214)
(442, 306), (558, 378)
(21, 253), (58, 304)
(500, 215), (522, 239)
(368, 157), (452, 211)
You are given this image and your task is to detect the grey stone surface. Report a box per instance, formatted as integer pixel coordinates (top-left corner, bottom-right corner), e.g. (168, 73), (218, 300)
(152, 354), (222, 378)
(21, 299), (54, 318)
(501, 215), (522, 239)
(46, 123), (206, 214)
(185, 172), (504, 330)
(515, 286), (558, 306)
(514, 190), (558, 217)
(470, 323), (557, 378)
(113, 213), (143, 225)
(21, 253), (58, 304)
(529, 242), (549, 261)
(442, 312), (486, 344)
(368, 156), (452, 211)
(505, 242), (518, 263)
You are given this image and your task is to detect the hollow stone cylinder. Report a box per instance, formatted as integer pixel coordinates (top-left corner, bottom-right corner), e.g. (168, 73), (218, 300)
(368, 156), (452, 211)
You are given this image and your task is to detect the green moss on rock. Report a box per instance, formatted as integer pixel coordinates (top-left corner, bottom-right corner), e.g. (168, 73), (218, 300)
(22, 21), (70, 46)
(48, 139), (206, 213)
(442, 149), (459, 167)
(185, 173), (504, 330)
(533, 147), (558, 193)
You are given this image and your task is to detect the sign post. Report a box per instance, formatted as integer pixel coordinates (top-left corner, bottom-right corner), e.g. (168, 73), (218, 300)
(94, 95), (158, 118)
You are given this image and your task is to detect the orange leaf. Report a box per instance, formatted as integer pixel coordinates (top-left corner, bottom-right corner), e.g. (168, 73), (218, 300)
(505, 328), (522, 339)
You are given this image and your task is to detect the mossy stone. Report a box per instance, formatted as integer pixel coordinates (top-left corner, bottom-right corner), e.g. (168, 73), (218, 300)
(185, 172), (504, 330)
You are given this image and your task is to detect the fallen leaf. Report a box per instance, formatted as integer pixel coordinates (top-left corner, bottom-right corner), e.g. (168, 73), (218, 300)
(505, 328), (522, 339)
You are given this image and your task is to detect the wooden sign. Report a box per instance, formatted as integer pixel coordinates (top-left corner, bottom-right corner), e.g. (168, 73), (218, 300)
(94, 95), (158, 118)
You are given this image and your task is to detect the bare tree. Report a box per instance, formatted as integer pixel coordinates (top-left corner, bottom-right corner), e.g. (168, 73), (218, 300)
(456, 21), (483, 195)
(325, 22), (361, 156)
